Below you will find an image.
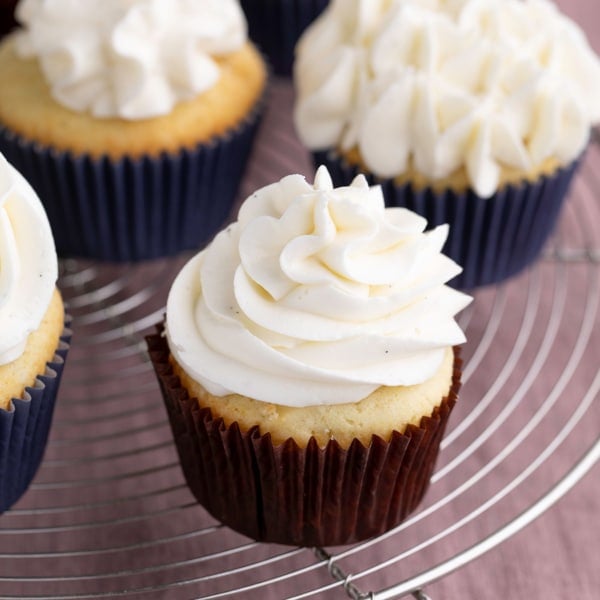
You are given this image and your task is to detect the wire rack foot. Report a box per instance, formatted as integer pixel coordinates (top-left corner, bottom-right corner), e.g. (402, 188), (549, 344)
(314, 547), (374, 600)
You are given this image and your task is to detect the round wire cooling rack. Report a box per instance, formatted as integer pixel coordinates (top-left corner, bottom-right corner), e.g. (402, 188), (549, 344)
(0, 82), (598, 600)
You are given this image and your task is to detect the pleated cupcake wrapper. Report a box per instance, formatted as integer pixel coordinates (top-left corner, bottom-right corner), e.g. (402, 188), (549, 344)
(241, 0), (329, 76)
(313, 151), (578, 290)
(0, 319), (71, 513)
(0, 94), (266, 263)
(147, 327), (462, 547)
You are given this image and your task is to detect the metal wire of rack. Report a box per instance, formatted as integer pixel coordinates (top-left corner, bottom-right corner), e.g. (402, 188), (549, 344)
(0, 82), (598, 600)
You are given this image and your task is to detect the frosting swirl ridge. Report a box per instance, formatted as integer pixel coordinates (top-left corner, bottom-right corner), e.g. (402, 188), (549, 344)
(0, 153), (58, 366)
(294, 0), (600, 197)
(166, 166), (471, 407)
(15, 0), (247, 120)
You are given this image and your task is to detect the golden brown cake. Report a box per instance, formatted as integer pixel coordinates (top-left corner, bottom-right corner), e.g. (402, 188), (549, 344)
(340, 148), (562, 196)
(0, 289), (64, 410)
(171, 346), (454, 447)
(0, 37), (266, 159)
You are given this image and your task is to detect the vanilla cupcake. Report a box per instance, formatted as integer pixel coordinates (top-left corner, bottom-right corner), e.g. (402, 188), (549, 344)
(147, 166), (471, 545)
(240, 0), (329, 75)
(294, 0), (600, 288)
(0, 0), (268, 261)
(0, 152), (70, 512)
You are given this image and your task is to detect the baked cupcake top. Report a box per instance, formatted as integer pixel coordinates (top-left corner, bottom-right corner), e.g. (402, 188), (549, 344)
(0, 153), (57, 366)
(166, 166), (471, 407)
(294, 0), (600, 197)
(14, 0), (247, 119)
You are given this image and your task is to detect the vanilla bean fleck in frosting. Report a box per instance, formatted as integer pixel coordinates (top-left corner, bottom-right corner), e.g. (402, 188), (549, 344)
(294, 0), (600, 197)
(166, 166), (471, 407)
(0, 153), (57, 366)
(14, 0), (247, 120)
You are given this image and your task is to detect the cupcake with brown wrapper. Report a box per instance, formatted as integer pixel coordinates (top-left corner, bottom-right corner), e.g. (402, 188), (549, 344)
(0, 0), (268, 261)
(294, 0), (600, 289)
(0, 152), (71, 512)
(148, 166), (471, 546)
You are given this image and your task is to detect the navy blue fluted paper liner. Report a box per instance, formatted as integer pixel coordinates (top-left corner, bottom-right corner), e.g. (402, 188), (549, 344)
(314, 151), (579, 290)
(0, 95), (266, 262)
(147, 327), (461, 547)
(241, 0), (329, 76)
(0, 322), (71, 513)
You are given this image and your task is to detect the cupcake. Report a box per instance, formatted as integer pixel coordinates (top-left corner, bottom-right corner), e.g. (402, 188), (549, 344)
(240, 0), (329, 76)
(0, 152), (70, 513)
(0, 0), (268, 261)
(294, 0), (600, 289)
(147, 166), (471, 546)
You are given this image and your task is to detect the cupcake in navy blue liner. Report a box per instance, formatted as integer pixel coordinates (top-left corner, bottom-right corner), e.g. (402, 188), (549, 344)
(0, 152), (70, 512)
(294, 0), (600, 289)
(240, 0), (329, 76)
(0, 0), (268, 262)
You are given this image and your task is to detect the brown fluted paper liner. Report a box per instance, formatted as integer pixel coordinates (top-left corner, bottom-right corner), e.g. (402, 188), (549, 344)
(147, 327), (462, 547)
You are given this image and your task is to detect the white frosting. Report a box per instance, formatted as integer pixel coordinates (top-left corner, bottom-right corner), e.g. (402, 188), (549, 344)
(0, 153), (58, 366)
(15, 0), (247, 120)
(166, 167), (471, 407)
(294, 0), (600, 197)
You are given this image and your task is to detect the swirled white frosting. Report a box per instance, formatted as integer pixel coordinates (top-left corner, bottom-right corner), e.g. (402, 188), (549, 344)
(14, 0), (247, 120)
(294, 0), (600, 197)
(166, 167), (471, 407)
(0, 153), (58, 366)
